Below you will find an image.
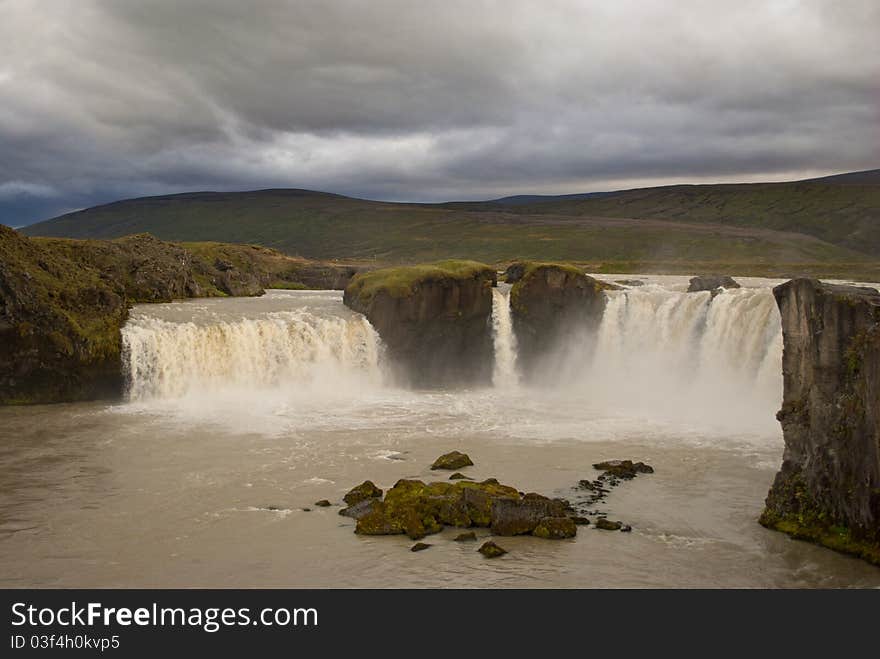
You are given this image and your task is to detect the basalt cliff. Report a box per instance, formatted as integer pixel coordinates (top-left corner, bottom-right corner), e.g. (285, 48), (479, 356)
(343, 261), (497, 386)
(760, 278), (880, 564)
(507, 261), (611, 379)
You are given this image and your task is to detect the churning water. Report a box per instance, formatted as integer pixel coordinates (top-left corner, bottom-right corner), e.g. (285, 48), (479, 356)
(3, 279), (879, 587)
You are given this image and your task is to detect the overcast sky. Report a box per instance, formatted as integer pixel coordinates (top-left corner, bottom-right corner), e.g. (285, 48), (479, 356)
(1, 0), (877, 226)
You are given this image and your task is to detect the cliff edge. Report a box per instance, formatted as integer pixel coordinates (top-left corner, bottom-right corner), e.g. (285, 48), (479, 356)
(343, 261), (496, 386)
(508, 262), (610, 379)
(760, 278), (880, 564)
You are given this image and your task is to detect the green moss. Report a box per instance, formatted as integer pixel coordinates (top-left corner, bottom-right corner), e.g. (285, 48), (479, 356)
(346, 260), (494, 304)
(760, 472), (880, 565)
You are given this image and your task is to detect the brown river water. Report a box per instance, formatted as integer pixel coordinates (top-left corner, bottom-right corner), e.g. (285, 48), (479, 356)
(2, 280), (879, 587)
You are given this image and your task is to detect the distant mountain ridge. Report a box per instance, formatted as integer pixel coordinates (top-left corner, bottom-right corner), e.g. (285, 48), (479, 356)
(19, 170), (880, 276)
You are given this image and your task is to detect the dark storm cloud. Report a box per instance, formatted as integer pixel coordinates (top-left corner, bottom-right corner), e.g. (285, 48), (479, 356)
(1, 0), (878, 225)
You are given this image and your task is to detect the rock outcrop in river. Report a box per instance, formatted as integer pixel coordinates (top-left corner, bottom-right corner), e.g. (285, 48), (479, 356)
(343, 261), (497, 386)
(508, 262), (610, 378)
(0, 225), (365, 404)
(760, 278), (880, 564)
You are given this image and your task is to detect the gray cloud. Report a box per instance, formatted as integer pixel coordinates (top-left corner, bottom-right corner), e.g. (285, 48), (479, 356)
(0, 0), (877, 225)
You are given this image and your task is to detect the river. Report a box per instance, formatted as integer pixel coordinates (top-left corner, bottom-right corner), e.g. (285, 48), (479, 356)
(2, 277), (879, 587)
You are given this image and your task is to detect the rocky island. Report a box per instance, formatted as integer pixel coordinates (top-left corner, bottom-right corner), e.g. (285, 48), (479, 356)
(343, 260), (497, 386)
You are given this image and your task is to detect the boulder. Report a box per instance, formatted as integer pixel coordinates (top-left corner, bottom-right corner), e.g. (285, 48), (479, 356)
(343, 480), (383, 506)
(509, 262), (609, 379)
(343, 261), (497, 386)
(314, 499), (331, 507)
(431, 451), (474, 470)
(503, 262), (527, 283)
(448, 472), (472, 480)
(687, 275), (740, 295)
(411, 542), (431, 552)
(595, 519), (622, 531)
(759, 279), (880, 565)
(478, 541), (508, 558)
(454, 531), (477, 542)
(593, 460), (654, 479)
(533, 516), (577, 539)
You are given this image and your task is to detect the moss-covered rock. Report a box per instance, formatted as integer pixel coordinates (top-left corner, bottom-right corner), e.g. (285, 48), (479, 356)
(490, 493), (568, 536)
(454, 531), (477, 542)
(343, 260), (497, 386)
(509, 261), (609, 379)
(410, 542), (431, 552)
(351, 476), (575, 542)
(430, 451), (474, 470)
(343, 480), (383, 506)
(533, 516), (577, 539)
(478, 541), (508, 558)
(448, 472), (472, 480)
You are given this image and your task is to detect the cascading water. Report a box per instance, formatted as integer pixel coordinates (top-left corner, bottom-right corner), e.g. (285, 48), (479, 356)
(121, 293), (382, 401)
(562, 281), (784, 434)
(491, 285), (519, 388)
(121, 280), (784, 438)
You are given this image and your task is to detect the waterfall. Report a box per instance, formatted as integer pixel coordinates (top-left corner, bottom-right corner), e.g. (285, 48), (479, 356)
(122, 309), (382, 400)
(492, 285), (519, 388)
(569, 284), (783, 432)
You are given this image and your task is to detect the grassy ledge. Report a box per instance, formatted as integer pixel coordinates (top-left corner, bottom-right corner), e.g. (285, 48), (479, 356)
(346, 260), (495, 304)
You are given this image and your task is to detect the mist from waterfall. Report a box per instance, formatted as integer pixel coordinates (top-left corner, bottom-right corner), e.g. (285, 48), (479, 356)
(538, 281), (783, 434)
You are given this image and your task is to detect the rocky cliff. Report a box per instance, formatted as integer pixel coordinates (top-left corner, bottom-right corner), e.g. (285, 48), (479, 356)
(0, 225), (130, 403)
(760, 278), (880, 564)
(343, 261), (497, 386)
(1, 225), (365, 404)
(508, 262), (610, 379)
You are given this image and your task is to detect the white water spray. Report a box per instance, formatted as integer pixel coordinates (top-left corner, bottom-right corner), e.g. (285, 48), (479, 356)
(569, 283), (783, 433)
(491, 285), (519, 388)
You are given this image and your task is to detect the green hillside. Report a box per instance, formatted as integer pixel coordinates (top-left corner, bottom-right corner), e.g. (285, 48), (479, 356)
(20, 172), (880, 279)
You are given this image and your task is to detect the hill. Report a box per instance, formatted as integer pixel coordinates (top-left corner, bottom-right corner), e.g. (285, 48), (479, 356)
(20, 171), (880, 279)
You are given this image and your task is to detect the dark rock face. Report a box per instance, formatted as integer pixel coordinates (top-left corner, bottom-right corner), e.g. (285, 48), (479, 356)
(687, 275), (740, 294)
(490, 493), (568, 536)
(503, 262), (526, 283)
(343, 262), (497, 386)
(0, 226), (129, 404)
(760, 278), (880, 564)
(509, 263), (608, 379)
